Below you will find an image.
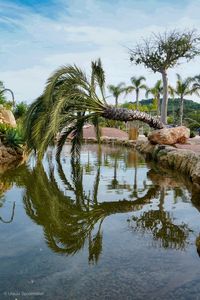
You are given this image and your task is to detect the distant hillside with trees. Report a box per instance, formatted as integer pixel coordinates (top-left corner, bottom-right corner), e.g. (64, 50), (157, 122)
(122, 98), (200, 132)
(139, 98), (200, 113)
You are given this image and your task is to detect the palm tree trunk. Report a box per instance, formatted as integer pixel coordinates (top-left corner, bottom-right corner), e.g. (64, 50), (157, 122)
(161, 70), (168, 125)
(136, 90), (139, 109)
(102, 106), (164, 129)
(180, 96), (184, 126)
(115, 96), (118, 108)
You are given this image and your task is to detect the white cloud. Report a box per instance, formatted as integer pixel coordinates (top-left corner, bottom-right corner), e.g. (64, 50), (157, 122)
(0, 0), (200, 104)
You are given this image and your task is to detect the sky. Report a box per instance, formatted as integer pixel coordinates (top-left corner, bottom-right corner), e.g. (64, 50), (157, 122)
(1, 0), (200, 105)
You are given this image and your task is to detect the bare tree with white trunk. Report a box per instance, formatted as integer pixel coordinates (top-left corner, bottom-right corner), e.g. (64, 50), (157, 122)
(129, 30), (200, 124)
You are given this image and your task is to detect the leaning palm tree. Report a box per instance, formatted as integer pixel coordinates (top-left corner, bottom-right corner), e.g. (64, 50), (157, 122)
(125, 76), (147, 109)
(25, 59), (164, 161)
(174, 74), (199, 126)
(146, 80), (163, 117)
(107, 82), (126, 107)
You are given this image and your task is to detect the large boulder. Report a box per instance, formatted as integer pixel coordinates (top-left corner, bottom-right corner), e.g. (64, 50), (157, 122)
(0, 106), (16, 127)
(0, 145), (24, 172)
(148, 126), (190, 145)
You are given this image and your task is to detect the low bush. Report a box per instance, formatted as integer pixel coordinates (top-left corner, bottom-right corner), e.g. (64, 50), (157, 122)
(0, 124), (24, 149)
(190, 131), (196, 138)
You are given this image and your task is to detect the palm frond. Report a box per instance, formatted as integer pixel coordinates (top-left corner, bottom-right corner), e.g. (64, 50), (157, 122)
(91, 115), (102, 145)
(124, 85), (135, 95)
(56, 126), (76, 161)
(25, 63), (108, 160)
(91, 58), (106, 101)
(71, 115), (85, 158)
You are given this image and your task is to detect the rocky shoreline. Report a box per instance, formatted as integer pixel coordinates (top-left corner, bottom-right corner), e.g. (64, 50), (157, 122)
(136, 141), (200, 189)
(1, 121), (200, 189)
(82, 136), (200, 189)
(0, 146), (25, 173)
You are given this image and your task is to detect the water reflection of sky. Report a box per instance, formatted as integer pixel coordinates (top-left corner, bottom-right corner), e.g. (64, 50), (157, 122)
(1, 144), (200, 299)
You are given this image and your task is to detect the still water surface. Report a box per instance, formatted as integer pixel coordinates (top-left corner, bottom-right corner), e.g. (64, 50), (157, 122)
(1, 144), (200, 300)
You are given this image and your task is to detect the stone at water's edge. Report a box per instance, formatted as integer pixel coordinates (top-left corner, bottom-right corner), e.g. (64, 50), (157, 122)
(148, 126), (190, 145)
(136, 141), (200, 188)
(0, 107), (16, 127)
(0, 146), (24, 172)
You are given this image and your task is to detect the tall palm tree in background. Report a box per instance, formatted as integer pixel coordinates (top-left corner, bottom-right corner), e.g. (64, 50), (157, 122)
(145, 80), (163, 117)
(168, 85), (176, 123)
(174, 74), (199, 126)
(107, 82), (126, 107)
(25, 59), (164, 161)
(125, 76), (147, 109)
(191, 75), (200, 90)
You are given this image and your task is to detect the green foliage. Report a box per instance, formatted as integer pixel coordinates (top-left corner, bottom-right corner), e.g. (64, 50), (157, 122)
(121, 101), (155, 113)
(0, 123), (10, 134)
(130, 30), (200, 73)
(167, 116), (174, 124)
(0, 124), (24, 149)
(184, 112), (200, 130)
(190, 131), (196, 138)
(107, 82), (126, 107)
(14, 102), (28, 120)
(191, 75), (200, 90)
(122, 102), (136, 110)
(135, 98), (200, 114)
(146, 80), (163, 97)
(174, 74), (199, 99)
(146, 80), (163, 113)
(25, 60), (108, 160)
(103, 119), (126, 130)
(125, 76), (147, 106)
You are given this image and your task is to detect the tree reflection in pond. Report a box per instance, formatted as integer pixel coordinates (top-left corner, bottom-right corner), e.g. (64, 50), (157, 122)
(0, 145), (199, 262)
(128, 187), (191, 250)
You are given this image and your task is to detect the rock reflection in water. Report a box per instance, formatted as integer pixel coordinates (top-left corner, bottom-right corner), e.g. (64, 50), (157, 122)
(0, 145), (199, 262)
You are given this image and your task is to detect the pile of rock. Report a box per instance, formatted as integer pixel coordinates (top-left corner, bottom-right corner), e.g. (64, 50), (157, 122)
(0, 105), (16, 127)
(136, 141), (200, 188)
(0, 146), (24, 169)
(134, 126), (200, 188)
(148, 126), (190, 145)
(0, 106), (24, 170)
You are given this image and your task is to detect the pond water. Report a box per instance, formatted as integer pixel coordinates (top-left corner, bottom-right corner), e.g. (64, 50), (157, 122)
(1, 144), (200, 300)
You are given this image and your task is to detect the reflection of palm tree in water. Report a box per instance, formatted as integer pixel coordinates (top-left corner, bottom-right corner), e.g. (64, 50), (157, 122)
(0, 202), (15, 224)
(111, 156), (118, 189)
(26, 159), (194, 259)
(129, 183), (191, 250)
(1, 150), (198, 261)
(22, 158), (158, 263)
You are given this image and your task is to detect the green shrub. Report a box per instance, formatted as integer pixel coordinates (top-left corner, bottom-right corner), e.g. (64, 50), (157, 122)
(0, 124), (24, 149)
(14, 102), (28, 120)
(0, 123), (10, 134)
(167, 116), (174, 124)
(190, 131), (196, 138)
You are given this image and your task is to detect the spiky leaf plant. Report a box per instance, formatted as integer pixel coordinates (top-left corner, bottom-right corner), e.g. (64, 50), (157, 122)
(0, 125), (24, 150)
(25, 59), (164, 160)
